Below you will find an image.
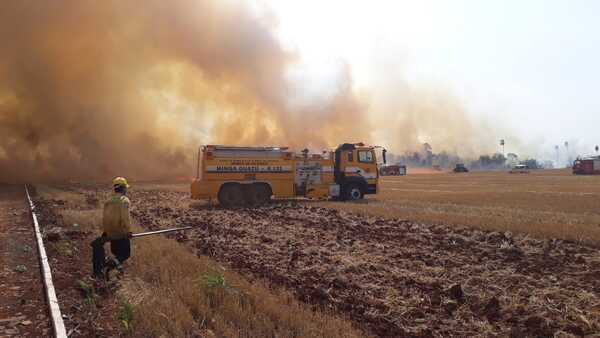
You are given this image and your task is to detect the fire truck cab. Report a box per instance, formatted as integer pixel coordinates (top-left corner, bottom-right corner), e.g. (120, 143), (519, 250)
(334, 143), (379, 199)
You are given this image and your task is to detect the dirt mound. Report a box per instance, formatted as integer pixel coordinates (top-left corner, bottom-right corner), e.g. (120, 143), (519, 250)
(129, 189), (599, 337)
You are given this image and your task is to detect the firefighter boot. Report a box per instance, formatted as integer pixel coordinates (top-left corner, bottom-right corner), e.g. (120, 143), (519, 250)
(103, 257), (123, 281)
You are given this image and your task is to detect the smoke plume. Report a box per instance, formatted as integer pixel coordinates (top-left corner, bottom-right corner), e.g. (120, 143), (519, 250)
(364, 54), (505, 159)
(0, 0), (367, 182)
(1, 1), (513, 183)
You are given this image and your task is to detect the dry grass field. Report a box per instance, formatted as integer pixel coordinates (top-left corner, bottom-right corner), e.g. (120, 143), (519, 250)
(32, 185), (362, 337)
(27, 170), (600, 337)
(320, 169), (600, 245)
(138, 169), (600, 244)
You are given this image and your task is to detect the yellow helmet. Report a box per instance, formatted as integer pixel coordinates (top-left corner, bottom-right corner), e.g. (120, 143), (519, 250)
(112, 177), (130, 188)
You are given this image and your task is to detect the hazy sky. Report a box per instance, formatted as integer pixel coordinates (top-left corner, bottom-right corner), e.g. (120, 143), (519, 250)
(263, 0), (600, 160)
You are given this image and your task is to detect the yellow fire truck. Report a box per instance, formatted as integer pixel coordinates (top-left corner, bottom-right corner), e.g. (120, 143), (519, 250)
(190, 143), (385, 207)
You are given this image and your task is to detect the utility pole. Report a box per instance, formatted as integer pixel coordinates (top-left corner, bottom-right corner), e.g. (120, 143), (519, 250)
(564, 141), (569, 167)
(500, 139), (505, 156)
(555, 145), (559, 168)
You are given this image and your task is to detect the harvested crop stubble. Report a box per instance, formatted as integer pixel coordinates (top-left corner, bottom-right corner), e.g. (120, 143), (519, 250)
(118, 227), (362, 337)
(35, 185), (363, 338)
(128, 188), (600, 337)
(31, 190), (123, 337)
(326, 171), (600, 244)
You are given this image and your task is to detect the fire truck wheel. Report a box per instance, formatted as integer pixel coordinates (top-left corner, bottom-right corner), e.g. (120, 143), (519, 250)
(254, 184), (272, 205)
(244, 184), (271, 206)
(218, 184), (245, 207)
(344, 183), (363, 201)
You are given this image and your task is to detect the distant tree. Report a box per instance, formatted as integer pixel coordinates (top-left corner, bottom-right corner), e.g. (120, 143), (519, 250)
(542, 160), (554, 169)
(434, 151), (459, 169)
(412, 152), (421, 166)
(421, 143), (433, 166)
(479, 155), (491, 167)
(491, 153), (507, 167)
(469, 153), (506, 170)
(521, 158), (541, 169)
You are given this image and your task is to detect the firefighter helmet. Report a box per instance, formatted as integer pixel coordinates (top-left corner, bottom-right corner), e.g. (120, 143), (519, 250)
(112, 177), (130, 188)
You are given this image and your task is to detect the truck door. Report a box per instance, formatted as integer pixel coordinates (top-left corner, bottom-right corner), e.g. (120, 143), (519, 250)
(334, 148), (342, 184)
(356, 149), (378, 194)
(336, 149), (361, 180)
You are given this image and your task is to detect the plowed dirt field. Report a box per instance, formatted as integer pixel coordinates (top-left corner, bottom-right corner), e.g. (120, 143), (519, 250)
(119, 187), (600, 337)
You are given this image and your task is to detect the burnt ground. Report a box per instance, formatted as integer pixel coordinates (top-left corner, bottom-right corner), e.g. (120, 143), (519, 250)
(29, 188), (123, 338)
(125, 189), (600, 338)
(0, 185), (50, 337)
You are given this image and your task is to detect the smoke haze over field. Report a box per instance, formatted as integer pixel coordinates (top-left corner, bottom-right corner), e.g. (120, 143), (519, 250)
(1, 0), (513, 182)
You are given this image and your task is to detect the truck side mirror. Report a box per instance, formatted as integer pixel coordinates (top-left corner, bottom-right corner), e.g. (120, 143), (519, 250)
(382, 149), (387, 165)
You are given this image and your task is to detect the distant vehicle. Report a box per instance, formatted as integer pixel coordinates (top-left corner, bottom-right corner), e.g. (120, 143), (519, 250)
(509, 164), (530, 174)
(572, 157), (600, 175)
(380, 165), (406, 176)
(453, 163), (469, 173)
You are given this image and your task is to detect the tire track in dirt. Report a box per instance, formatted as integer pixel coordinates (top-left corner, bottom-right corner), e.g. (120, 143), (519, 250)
(126, 189), (600, 337)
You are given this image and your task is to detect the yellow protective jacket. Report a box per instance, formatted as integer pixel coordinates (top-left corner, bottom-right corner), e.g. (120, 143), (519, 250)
(102, 194), (131, 239)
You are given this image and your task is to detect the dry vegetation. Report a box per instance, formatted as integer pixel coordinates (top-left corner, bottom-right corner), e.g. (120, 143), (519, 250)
(34, 185), (363, 338)
(120, 229), (360, 337)
(126, 190), (600, 337)
(30, 171), (600, 337)
(319, 169), (600, 244)
(135, 169), (600, 244)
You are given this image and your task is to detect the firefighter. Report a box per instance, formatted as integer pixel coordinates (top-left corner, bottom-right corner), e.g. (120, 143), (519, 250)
(91, 177), (132, 279)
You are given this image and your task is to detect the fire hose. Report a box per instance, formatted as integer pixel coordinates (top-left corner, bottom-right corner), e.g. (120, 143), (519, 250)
(92, 226), (193, 280)
(130, 226), (193, 238)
